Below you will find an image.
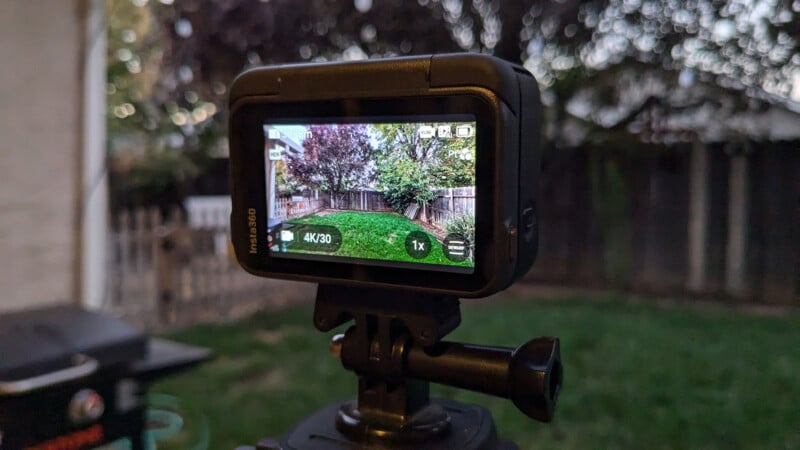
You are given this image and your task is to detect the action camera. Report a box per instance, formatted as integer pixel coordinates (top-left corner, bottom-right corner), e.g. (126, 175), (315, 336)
(229, 53), (542, 297)
(228, 56), (563, 449)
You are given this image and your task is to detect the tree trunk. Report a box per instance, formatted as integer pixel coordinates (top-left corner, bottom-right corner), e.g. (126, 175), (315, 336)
(687, 139), (709, 292)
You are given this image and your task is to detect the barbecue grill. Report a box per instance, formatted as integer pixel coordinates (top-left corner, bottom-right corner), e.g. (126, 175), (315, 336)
(0, 305), (210, 450)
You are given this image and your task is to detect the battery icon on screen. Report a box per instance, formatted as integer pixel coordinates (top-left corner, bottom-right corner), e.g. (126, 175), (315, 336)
(455, 124), (474, 137)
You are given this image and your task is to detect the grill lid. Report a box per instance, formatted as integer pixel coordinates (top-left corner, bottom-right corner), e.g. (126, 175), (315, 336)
(0, 305), (146, 384)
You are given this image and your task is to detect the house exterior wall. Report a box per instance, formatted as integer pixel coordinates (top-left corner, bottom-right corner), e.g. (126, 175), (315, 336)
(0, 1), (83, 311)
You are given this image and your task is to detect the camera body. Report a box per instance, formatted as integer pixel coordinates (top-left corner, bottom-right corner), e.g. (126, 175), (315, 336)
(228, 53), (541, 297)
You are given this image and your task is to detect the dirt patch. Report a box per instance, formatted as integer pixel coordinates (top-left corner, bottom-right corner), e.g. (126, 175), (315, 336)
(415, 220), (447, 242)
(305, 208), (336, 217)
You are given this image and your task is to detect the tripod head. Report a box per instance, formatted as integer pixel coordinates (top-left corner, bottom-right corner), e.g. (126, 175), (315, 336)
(320, 285), (562, 425)
(237, 285), (562, 450)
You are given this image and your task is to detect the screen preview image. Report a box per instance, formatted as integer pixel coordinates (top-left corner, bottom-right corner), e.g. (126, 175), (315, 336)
(262, 121), (476, 274)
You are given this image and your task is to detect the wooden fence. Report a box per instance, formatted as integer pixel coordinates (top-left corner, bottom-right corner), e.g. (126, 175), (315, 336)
(272, 191), (391, 219)
(327, 190), (392, 212)
(301, 187), (474, 229)
(106, 206), (313, 329)
(274, 194), (325, 220)
(273, 189), (471, 227)
(429, 187), (475, 229)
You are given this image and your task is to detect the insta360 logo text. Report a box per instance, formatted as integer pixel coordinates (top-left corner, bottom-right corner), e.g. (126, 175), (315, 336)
(248, 208), (258, 254)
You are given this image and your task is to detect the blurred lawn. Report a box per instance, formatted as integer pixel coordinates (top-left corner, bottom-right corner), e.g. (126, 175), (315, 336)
(152, 292), (800, 450)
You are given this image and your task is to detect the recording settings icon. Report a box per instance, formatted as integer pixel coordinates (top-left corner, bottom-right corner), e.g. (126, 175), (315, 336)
(443, 233), (470, 262)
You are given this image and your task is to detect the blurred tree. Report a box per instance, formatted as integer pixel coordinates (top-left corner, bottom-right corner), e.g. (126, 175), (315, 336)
(109, 0), (799, 210)
(113, 147), (204, 209)
(106, 0), (160, 136)
(514, 0), (800, 143)
(147, 0), (798, 147)
(106, 0), (219, 210)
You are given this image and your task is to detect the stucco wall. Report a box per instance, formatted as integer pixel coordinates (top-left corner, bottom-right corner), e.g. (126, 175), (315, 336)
(0, 1), (82, 311)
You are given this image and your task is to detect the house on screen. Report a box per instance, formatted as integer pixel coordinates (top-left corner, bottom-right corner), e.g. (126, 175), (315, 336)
(262, 125), (309, 222)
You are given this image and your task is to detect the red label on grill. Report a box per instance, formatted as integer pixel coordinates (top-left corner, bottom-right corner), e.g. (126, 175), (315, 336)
(23, 424), (104, 450)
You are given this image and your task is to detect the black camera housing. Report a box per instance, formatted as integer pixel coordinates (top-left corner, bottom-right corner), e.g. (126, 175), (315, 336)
(229, 53), (541, 297)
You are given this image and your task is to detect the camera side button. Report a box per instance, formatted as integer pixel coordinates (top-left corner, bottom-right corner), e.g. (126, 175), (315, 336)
(522, 207), (536, 230)
(508, 227), (517, 262)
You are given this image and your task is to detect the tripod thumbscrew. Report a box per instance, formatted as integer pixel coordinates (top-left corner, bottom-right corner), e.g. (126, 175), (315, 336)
(404, 336), (562, 422)
(508, 337), (562, 422)
(330, 333), (344, 358)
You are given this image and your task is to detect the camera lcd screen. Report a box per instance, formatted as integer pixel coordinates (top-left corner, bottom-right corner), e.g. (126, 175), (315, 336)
(263, 118), (476, 274)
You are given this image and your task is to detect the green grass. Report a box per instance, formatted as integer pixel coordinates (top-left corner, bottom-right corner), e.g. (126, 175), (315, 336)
(286, 211), (471, 267)
(152, 294), (800, 450)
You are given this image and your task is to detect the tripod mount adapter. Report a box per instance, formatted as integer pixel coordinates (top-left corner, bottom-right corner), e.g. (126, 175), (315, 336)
(236, 285), (562, 450)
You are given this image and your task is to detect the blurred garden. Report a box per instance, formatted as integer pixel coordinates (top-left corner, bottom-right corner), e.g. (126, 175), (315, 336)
(107, 0), (799, 314)
(98, 2), (800, 447)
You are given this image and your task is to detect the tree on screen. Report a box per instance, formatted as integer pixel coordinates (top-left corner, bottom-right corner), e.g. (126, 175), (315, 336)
(375, 152), (436, 214)
(286, 125), (374, 208)
(373, 124), (475, 214)
(431, 135), (476, 188)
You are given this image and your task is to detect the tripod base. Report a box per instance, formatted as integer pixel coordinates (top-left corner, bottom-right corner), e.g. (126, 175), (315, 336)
(250, 399), (518, 450)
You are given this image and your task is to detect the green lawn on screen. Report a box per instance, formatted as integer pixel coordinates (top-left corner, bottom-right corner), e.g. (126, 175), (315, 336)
(287, 211), (470, 267)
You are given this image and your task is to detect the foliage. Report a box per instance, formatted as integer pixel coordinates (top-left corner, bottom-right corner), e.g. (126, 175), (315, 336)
(372, 123), (474, 213)
(274, 161), (303, 196)
(106, 0), (160, 137)
(286, 125), (373, 207)
(110, 148), (206, 209)
(107, 0), (223, 208)
(146, 0), (799, 146)
(375, 153), (436, 214)
(373, 124), (444, 162)
(429, 135), (476, 187)
(109, 0), (800, 205)
(444, 213), (476, 260)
